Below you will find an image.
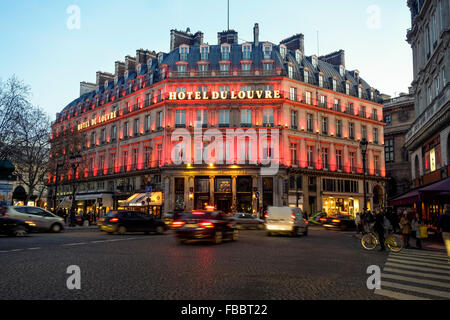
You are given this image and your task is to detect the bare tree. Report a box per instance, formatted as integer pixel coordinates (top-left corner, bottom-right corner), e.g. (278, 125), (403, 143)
(0, 76), (31, 161)
(11, 106), (51, 203)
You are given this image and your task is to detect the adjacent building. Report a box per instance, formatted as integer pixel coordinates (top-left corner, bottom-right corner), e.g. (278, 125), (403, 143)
(398, 0), (450, 224)
(383, 91), (415, 199)
(48, 25), (386, 218)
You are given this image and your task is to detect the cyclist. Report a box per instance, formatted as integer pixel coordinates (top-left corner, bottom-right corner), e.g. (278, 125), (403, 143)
(374, 209), (386, 251)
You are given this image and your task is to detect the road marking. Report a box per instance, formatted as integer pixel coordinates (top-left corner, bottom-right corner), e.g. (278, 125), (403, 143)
(387, 258), (450, 270)
(385, 262), (450, 275)
(374, 289), (430, 300)
(381, 273), (450, 288)
(394, 252), (448, 261)
(27, 247), (41, 250)
(375, 250), (450, 300)
(91, 240), (108, 244)
(383, 267), (450, 281)
(399, 250), (447, 258)
(381, 280), (450, 299)
(63, 242), (88, 246)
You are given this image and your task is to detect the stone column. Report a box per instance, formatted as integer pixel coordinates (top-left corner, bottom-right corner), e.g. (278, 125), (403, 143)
(232, 175), (237, 213)
(209, 175), (215, 207)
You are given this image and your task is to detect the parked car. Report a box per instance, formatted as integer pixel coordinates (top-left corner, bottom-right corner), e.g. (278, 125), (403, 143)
(100, 210), (167, 235)
(265, 206), (309, 237)
(321, 214), (356, 231)
(173, 210), (238, 244)
(0, 208), (30, 236)
(228, 213), (264, 229)
(1, 206), (65, 233)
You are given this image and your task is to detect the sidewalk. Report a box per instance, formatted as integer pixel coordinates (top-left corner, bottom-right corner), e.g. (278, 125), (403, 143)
(352, 233), (446, 253)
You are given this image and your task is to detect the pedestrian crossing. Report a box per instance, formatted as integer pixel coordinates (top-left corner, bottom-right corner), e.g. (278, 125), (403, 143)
(374, 249), (450, 300)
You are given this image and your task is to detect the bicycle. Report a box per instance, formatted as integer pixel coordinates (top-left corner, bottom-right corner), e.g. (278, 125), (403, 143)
(361, 230), (403, 253)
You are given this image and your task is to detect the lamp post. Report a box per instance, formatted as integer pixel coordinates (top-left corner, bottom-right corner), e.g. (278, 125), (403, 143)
(69, 153), (82, 226)
(53, 160), (64, 213)
(360, 138), (368, 213)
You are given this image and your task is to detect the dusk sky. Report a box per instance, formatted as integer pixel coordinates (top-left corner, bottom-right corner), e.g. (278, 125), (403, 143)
(0, 0), (413, 119)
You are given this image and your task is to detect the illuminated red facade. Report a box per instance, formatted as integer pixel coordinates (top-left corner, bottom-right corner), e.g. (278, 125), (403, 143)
(49, 26), (386, 216)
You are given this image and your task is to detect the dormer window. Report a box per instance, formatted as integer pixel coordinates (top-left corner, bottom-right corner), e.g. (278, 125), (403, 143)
(332, 78), (337, 92)
(295, 50), (302, 64)
(358, 86), (362, 99)
(221, 44), (231, 60)
(288, 65), (294, 79)
(262, 43), (272, 59)
(241, 62), (251, 71)
(345, 82), (350, 95)
(242, 44), (252, 60)
(339, 65), (345, 77)
(177, 64), (187, 73)
(179, 45), (189, 61)
(280, 45), (287, 59)
(318, 74), (324, 88)
(200, 45), (209, 61)
(304, 70), (309, 84)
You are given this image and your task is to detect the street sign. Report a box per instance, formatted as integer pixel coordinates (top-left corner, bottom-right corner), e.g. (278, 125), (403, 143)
(146, 186), (152, 194)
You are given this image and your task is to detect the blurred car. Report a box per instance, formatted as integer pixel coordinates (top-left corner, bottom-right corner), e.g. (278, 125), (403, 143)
(173, 210), (238, 244)
(1, 206), (65, 233)
(228, 213), (264, 229)
(162, 212), (187, 229)
(309, 211), (327, 225)
(100, 210), (167, 235)
(265, 206), (309, 236)
(321, 215), (356, 231)
(0, 208), (30, 236)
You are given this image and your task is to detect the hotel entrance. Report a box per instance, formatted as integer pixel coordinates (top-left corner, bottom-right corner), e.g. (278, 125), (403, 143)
(215, 176), (232, 213)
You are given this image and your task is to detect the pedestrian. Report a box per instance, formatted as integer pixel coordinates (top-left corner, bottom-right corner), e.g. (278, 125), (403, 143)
(355, 213), (361, 234)
(400, 211), (412, 249)
(374, 209), (386, 251)
(437, 204), (450, 259)
(411, 214), (423, 250)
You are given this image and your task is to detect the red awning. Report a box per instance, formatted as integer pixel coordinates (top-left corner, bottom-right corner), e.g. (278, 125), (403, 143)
(389, 189), (420, 206)
(419, 177), (450, 201)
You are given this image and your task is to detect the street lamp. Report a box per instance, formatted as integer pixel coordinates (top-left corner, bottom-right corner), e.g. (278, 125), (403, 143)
(360, 138), (368, 213)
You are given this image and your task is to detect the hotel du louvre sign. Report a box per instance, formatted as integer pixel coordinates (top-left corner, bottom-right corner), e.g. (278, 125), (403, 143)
(77, 111), (117, 131)
(168, 89), (282, 101)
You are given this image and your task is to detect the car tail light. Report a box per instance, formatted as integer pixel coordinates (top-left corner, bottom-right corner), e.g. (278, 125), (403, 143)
(332, 219), (341, 223)
(172, 221), (185, 228)
(264, 213), (269, 218)
(291, 213), (296, 219)
(199, 221), (214, 229)
(110, 218), (119, 222)
(304, 219), (309, 224)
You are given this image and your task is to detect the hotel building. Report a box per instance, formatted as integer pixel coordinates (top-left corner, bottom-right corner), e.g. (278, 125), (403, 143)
(48, 25), (386, 217)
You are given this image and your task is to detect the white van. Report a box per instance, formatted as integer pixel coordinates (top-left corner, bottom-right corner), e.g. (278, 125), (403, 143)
(265, 206), (309, 237)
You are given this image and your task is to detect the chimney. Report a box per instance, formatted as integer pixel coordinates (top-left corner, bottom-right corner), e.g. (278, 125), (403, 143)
(253, 23), (259, 46)
(115, 61), (125, 77)
(80, 81), (96, 97)
(318, 50), (345, 67)
(217, 30), (238, 45)
(96, 72), (114, 86)
(280, 33), (304, 53)
(125, 56), (136, 72)
(170, 29), (204, 51)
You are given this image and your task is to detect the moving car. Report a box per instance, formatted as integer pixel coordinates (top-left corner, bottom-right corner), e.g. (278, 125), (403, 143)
(100, 210), (167, 235)
(228, 213), (264, 229)
(265, 206), (309, 237)
(1, 206), (65, 233)
(162, 212), (186, 229)
(0, 208), (29, 236)
(321, 214), (356, 231)
(173, 210), (238, 244)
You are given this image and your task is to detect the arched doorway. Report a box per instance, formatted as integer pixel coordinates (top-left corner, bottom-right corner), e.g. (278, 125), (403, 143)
(12, 186), (27, 205)
(372, 185), (383, 209)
